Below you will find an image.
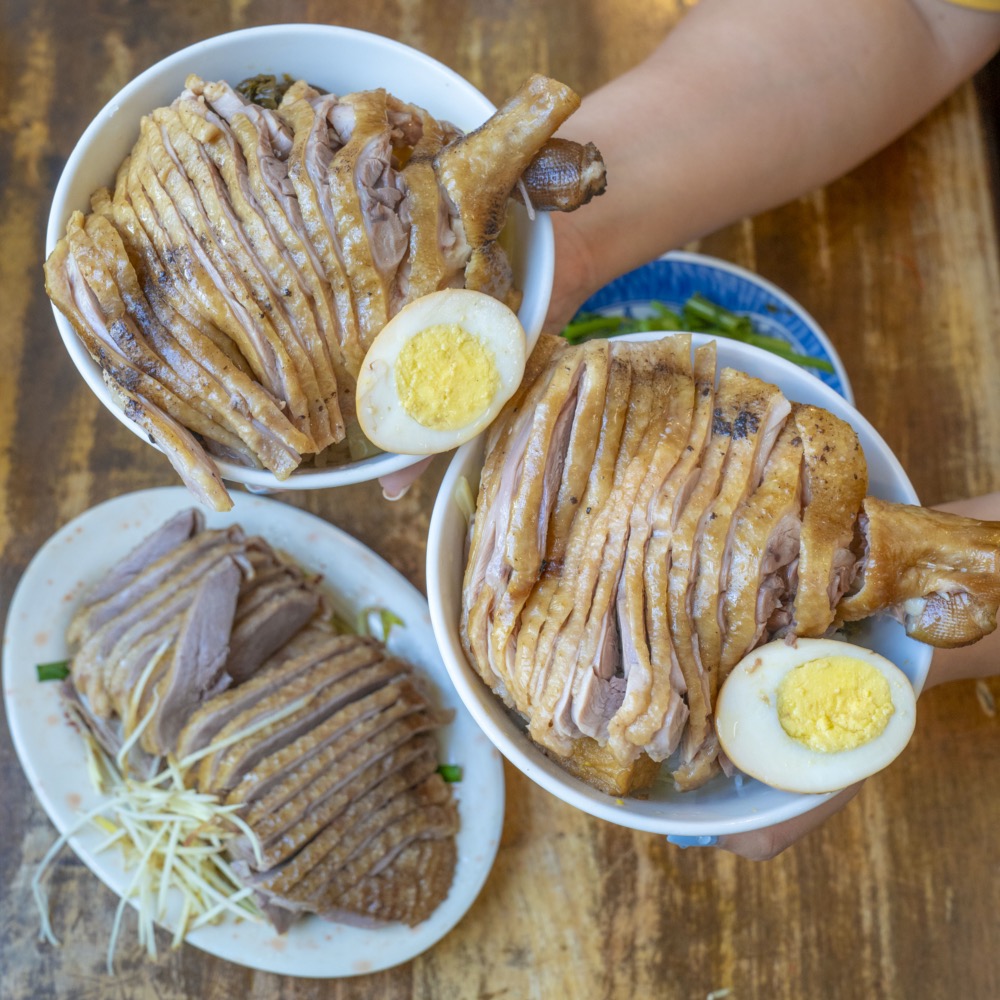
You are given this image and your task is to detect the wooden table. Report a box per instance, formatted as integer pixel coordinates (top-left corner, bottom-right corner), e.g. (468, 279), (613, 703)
(2, 2), (999, 997)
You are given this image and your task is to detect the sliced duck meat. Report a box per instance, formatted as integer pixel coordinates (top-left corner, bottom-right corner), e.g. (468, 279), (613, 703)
(244, 725), (441, 872)
(279, 84), (367, 376)
(166, 97), (344, 448)
(142, 556), (242, 755)
(325, 835), (457, 928)
(174, 632), (371, 760)
(70, 529), (245, 715)
(225, 575), (324, 684)
(604, 335), (695, 761)
(691, 373), (790, 705)
(228, 676), (435, 812)
(67, 508), (201, 645)
(837, 497), (1000, 646)
(719, 420), (804, 677)
(791, 404), (868, 636)
(249, 758), (452, 904)
(197, 648), (410, 795)
(566, 338), (691, 748)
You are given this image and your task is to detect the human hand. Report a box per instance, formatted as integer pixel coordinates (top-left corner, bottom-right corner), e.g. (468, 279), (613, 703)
(666, 783), (864, 861)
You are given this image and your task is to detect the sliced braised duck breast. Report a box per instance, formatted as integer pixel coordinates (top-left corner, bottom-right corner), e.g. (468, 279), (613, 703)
(461, 334), (1000, 796)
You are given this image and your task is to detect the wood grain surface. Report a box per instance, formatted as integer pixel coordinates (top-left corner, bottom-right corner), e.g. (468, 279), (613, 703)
(2, 2), (999, 998)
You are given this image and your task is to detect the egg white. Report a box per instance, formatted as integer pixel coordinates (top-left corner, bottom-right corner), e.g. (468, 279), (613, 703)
(355, 289), (527, 456)
(714, 637), (917, 794)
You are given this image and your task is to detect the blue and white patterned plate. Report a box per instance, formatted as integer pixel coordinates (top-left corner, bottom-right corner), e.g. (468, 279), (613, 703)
(579, 250), (853, 403)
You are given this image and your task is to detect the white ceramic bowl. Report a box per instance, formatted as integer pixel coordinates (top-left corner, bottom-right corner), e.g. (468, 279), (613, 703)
(45, 24), (554, 491)
(426, 332), (933, 837)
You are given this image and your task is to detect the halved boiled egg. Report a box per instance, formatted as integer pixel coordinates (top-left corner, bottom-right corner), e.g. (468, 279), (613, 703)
(355, 289), (527, 455)
(715, 637), (917, 794)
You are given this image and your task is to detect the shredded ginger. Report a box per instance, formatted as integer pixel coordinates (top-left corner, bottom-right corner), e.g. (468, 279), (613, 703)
(34, 705), (265, 974)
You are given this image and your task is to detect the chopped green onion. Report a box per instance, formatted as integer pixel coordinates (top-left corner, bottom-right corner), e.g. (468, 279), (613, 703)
(356, 607), (405, 642)
(437, 764), (463, 783)
(36, 660), (70, 682)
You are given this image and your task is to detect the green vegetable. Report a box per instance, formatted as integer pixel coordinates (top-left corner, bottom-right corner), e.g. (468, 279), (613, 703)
(235, 73), (295, 110)
(36, 660), (70, 682)
(560, 293), (835, 373)
(356, 607), (405, 642)
(437, 764), (463, 783)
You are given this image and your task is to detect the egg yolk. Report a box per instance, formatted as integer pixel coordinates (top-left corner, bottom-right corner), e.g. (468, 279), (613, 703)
(394, 324), (500, 430)
(776, 656), (894, 753)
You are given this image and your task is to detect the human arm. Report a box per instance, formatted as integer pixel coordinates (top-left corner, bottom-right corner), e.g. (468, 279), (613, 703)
(548, 0), (1000, 329)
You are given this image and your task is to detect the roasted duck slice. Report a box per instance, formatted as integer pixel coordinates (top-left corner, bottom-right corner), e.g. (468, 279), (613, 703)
(838, 497), (1000, 646)
(604, 335), (694, 763)
(719, 420), (804, 677)
(461, 333), (1000, 799)
(792, 404), (868, 636)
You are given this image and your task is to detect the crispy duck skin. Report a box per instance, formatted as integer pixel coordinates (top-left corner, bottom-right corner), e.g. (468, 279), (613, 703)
(47, 74), (605, 508)
(462, 334), (1000, 797)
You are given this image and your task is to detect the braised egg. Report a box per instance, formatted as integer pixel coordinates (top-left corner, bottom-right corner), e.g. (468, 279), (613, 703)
(355, 289), (527, 455)
(715, 637), (917, 793)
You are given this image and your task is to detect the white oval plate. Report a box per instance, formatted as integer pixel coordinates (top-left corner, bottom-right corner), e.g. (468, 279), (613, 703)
(3, 488), (504, 977)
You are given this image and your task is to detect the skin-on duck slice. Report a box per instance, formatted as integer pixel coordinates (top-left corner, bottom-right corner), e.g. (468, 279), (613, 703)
(434, 74), (583, 304)
(192, 79), (358, 421)
(228, 677), (435, 814)
(66, 508), (201, 646)
(791, 404), (869, 636)
(326, 835), (457, 928)
(393, 110), (465, 311)
(60, 213), (253, 461)
(123, 123), (315, 446)
(626, 342), (716, 760)
(165, 100), (345, 448)
(461, 336), (575, 695)
(666, 361), (741, 771)
(258, 762), (454, 907)
(505, 340), (612, 706)
(242, 720), (443, 872)
(325, 89), (402, 354)
(603, 335), (695, 761)
(174, 632), (372, 760)
(197, 651), (411, 795)
(546, 340), (672, 747)
(44, 239), (235, 511)
(515, 347), (630, 752)
(486, 342), (596, 701)
(303, 781), (457, 914)
(244, 752), (445, 903)
(837, 497), (1000, 646)
(83, 207), (305, 477)
(691, 371), (790, 703)
(149, 108), (336, 451)
(719, 420), (804, 678)
(279, 84), (366, 377)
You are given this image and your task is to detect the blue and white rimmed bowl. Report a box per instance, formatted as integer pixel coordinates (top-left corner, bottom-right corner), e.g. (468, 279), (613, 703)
(578, 250), (852, 403)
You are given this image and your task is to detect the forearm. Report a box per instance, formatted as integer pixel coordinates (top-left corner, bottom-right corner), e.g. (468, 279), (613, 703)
(551, 0), (1000, 323)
